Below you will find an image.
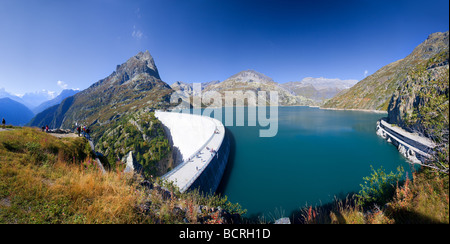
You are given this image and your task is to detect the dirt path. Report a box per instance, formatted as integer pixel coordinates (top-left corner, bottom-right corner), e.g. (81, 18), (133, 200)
(0, 128), (79, 139)
(0, 128), (13, 132)
(47, 132), (80, 139)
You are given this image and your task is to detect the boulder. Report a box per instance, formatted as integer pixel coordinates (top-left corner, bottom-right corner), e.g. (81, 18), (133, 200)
(274, 217), (291, 224)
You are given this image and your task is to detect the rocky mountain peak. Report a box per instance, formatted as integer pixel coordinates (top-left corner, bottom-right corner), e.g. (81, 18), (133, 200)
(427, 31), (449, 41)
(115, 50), (161, 81)
(136, 50), (152, 60)
(226, 69), (275, 84)
(171, 81), (193, 93)
(410, 31), (449, 60)
(30, 49), (173, 129)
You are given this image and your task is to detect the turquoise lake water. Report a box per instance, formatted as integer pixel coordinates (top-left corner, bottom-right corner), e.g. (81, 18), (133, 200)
(200, 106), (410, 219)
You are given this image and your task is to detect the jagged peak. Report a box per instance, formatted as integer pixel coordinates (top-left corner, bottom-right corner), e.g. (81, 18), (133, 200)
(115, 50), (161, 80)
(135, 50), (154, 62)
(226, 69), (274, 83)
(172, 81), (188, 86)
(426, 30), (449, 40)
(410, 31), (449, 60)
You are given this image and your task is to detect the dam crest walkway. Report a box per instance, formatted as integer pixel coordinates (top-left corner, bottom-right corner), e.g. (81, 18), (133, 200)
(155, 111), (226, 193)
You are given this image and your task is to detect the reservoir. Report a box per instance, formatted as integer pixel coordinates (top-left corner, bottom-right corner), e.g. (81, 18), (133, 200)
(198, 106), (410, 220)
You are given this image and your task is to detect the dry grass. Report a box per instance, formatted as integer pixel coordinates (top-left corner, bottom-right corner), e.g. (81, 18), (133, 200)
(0, 127), (147, 223)
(46, 162), (145, 223)
(299, 170), (448, 224)
(385, 171), (449, 224)
(300, 197), (371, 224)
(0, 127), (245, 224)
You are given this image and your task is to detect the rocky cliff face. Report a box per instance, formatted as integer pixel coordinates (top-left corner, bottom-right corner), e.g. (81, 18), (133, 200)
(323, 31), (449, 111)
(386, 47), (449, 174)
(387, 48), (449, 137)
(171, 81), (195, 97)
(116, 50), (161, 81)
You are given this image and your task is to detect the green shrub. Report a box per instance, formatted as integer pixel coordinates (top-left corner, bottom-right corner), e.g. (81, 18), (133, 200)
(357, 166), (404, 207)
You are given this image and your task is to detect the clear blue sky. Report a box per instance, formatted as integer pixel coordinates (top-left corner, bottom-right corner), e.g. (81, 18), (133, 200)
(0, 0), (448, 95)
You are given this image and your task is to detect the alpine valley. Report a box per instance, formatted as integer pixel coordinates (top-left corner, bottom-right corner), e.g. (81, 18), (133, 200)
(29, 50), (362, 175)
(28, 31), (449, 178)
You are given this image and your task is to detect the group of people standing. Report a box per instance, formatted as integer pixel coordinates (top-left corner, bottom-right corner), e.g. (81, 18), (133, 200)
(41, 125), (49, 133)
(0, 118), (93, 141)
(76, 125), (91, 140)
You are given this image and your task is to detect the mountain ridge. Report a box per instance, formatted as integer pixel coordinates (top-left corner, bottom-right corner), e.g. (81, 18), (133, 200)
(30, 50), (173, 129)
(0, 88), (58, 111)
(280, 77), (358, 102)
(170, 71), (358, 106)
(0, 97), (34, 126)
(32, 89), (79, 114)
(174, 69), (316, 106)
(322, 31), (449, 111)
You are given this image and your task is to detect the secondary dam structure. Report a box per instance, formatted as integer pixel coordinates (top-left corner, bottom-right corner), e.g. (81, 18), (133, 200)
(155, 111), (230, 194)
(376, 118), (436, 165)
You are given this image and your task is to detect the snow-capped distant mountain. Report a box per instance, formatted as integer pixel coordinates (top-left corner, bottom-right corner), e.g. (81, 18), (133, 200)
(20, 90), (57, 109)
(32, 89), (80, 114)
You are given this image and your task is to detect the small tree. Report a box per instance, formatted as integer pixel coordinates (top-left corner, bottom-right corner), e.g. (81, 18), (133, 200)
(357, 166), (404, 207)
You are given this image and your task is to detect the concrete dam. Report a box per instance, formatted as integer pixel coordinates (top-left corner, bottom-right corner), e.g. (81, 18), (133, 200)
(155, 111), (230, 193)
(376, 118), (436, 165)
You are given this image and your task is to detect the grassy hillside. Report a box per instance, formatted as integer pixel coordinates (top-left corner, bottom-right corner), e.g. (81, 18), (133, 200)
(0, 127), (244, 224)
(95, 112), (172, 177)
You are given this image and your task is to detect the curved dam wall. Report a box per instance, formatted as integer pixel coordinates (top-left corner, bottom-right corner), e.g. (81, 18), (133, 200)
(155, 111), (216, 165)
(155, 111), (230, 194)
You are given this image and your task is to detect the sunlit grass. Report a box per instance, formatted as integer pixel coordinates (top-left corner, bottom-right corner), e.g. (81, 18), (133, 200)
(0, 127), (145, 223)
(299, 170), (448, 224)
(0, 127), (244, 224)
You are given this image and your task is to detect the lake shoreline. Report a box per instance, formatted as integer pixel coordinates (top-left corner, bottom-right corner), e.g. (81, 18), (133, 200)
(185, 104), (388, 114)
(318, 106), (388, 114)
